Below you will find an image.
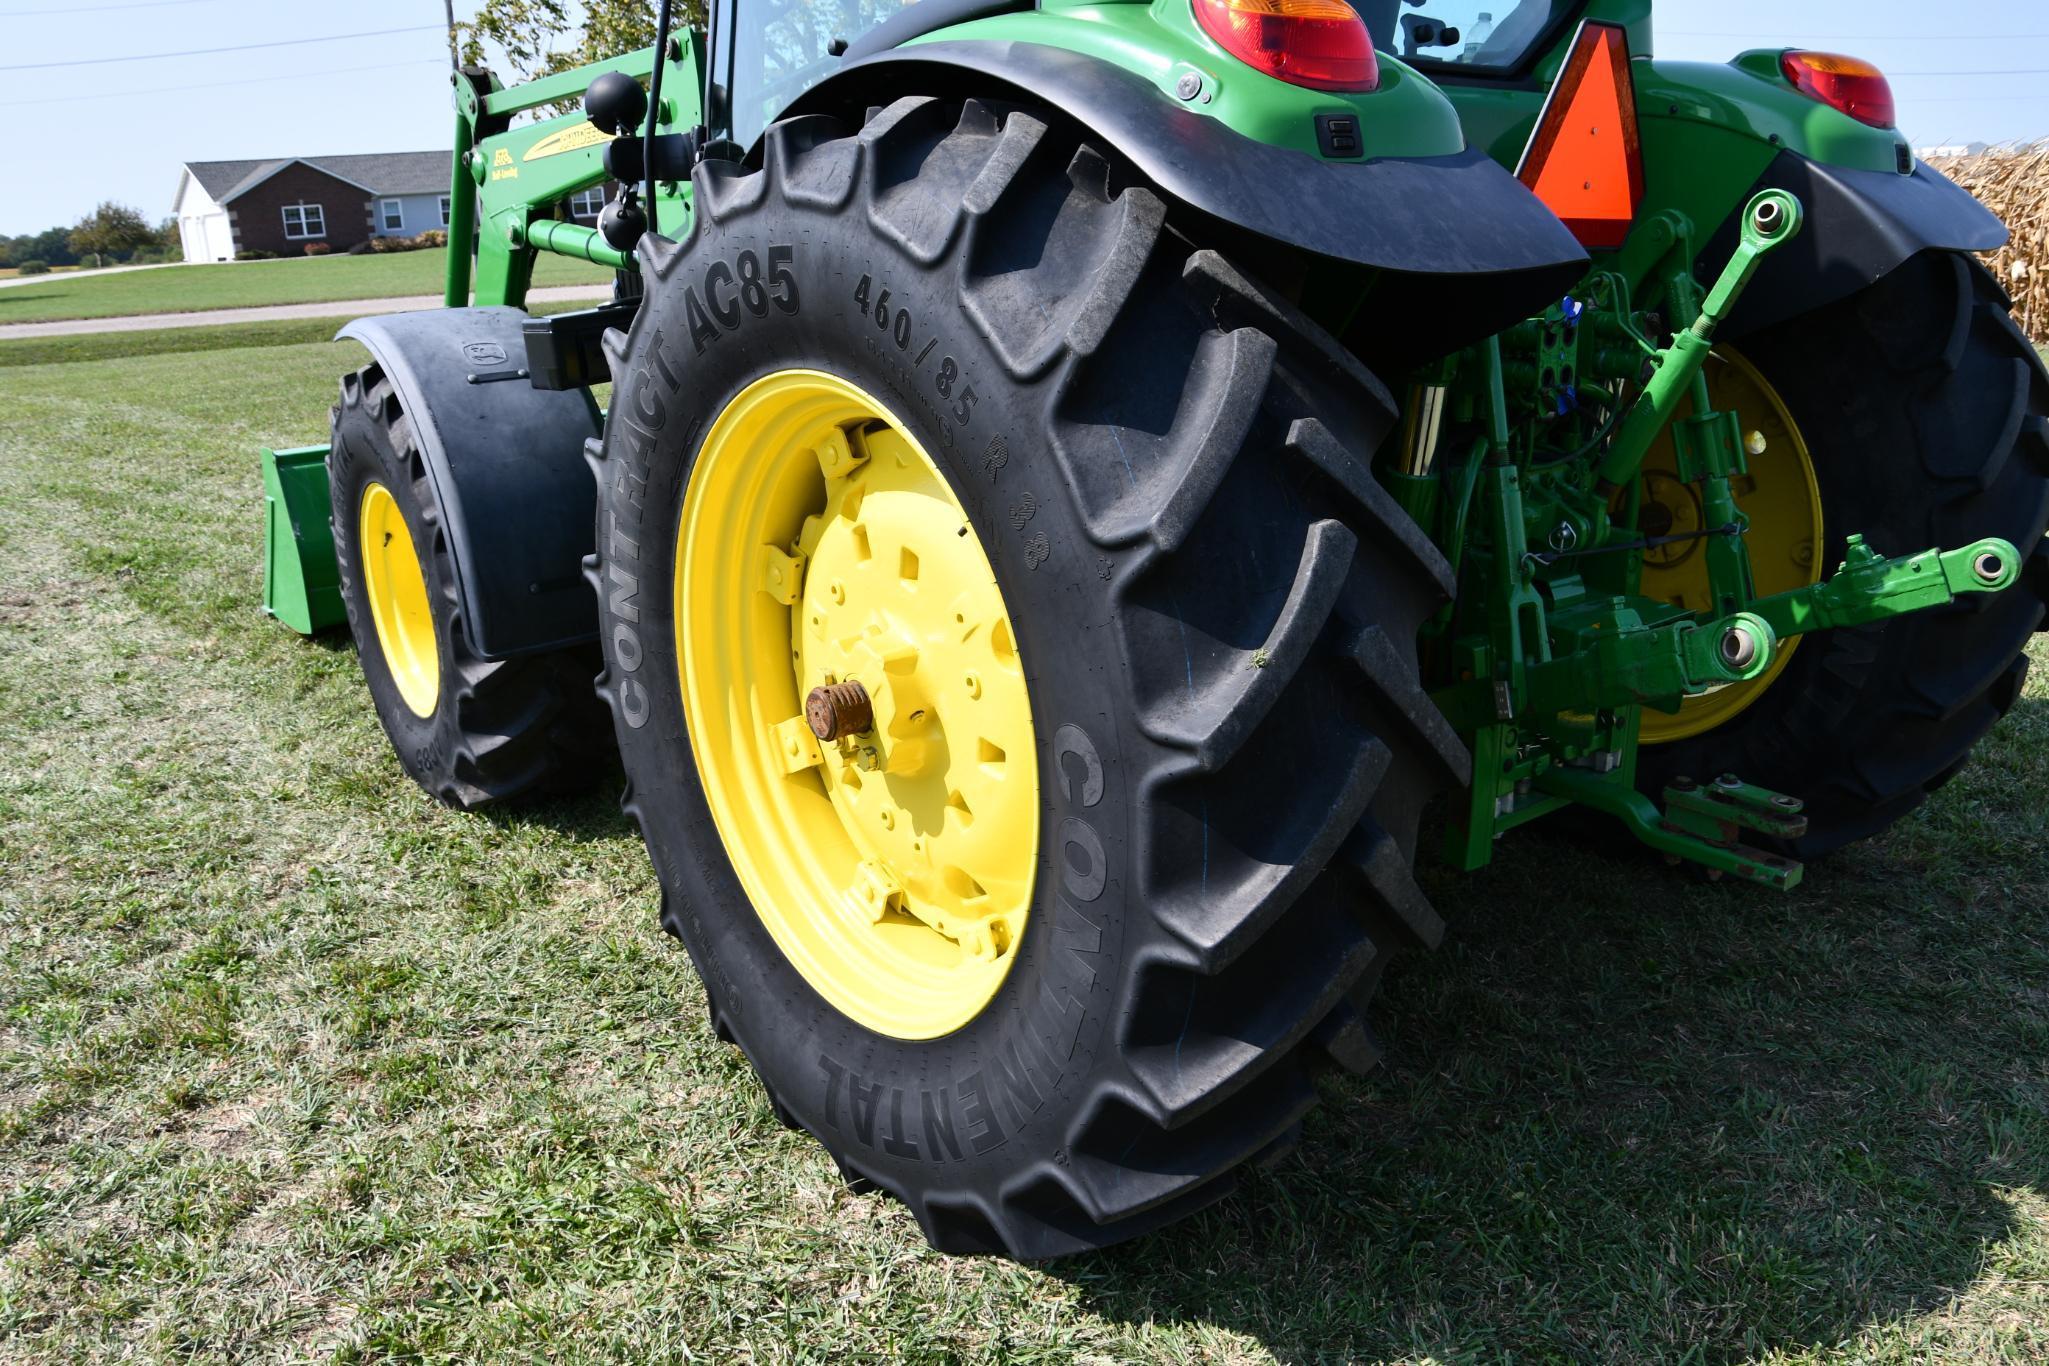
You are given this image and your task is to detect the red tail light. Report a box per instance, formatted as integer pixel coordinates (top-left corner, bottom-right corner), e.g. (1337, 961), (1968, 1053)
(1192, 0), (1379, 93)
(1781, 51), (1896, 129)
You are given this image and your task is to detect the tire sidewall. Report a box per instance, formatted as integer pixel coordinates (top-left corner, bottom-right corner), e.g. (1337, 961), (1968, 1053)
(597, 194), (1135, 1193)
(331, 392), (465, 791)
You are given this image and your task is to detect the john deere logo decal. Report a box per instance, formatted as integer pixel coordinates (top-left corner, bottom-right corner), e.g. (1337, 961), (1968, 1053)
(525, 124), (617, 161)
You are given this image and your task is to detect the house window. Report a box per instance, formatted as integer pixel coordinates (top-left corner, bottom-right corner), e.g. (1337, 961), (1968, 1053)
(282, 203), (326, 240)
(380, 199), (404, 231)
(439, 195), (452, 227)
(569, 189), (605, 221)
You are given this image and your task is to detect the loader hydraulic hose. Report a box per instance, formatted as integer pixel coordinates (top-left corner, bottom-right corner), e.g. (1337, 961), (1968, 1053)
(645, 0), (676, 236)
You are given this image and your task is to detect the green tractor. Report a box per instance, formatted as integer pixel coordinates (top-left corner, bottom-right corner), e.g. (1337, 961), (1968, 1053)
(262, 0), (2048, 1257)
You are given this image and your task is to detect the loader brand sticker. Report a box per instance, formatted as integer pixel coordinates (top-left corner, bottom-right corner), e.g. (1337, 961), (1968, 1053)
(817, 724), (1110, 1161)
(524, 123), (618, 161)
(490, 147), (519, 182)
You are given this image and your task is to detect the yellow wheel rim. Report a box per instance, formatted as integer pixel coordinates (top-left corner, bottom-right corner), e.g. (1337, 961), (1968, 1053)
(676, 370), (1039, 1040)
(1637, 349), (1823, 745)
(357, 481), (440, 718)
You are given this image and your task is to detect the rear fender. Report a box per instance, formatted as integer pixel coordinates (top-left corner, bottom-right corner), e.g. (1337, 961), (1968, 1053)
(1626, 58), (2004, 334)
(1703, 151), (2008, 339)
(337, 307), (601, 660)
(783, 41), (1590, 352)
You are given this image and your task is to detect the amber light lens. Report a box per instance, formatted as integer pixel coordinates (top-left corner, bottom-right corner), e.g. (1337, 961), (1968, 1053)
(1782, 50), (1897, 129)
(1192, 0), (1379, 93)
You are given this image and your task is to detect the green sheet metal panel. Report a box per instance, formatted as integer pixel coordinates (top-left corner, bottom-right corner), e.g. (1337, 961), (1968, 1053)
(262, 445), (345, 635)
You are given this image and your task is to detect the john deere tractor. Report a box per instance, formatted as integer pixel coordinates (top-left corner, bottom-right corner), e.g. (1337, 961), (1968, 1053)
(260, 0), (2048, 1256)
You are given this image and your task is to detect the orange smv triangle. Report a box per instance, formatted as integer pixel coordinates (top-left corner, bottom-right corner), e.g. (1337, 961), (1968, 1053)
(1517, 21), (1645, 251)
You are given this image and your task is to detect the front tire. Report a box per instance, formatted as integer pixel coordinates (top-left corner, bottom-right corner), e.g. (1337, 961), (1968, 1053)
(330, 364), (612, 808)
(592, 98), (1467, 1257)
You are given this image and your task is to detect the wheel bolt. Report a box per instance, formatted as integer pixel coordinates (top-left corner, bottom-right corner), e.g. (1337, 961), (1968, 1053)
(806, 680), (873, 740)
(1973, 551), (2006, 586)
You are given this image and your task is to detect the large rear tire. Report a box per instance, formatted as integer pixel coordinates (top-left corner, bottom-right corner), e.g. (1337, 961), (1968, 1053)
(330, 364), (612, 808)
(1638, 252), (2049, 854)
(591, 98), (1468, 1257)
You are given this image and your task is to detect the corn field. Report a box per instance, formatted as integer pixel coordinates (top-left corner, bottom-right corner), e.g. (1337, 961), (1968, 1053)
(1929, 147), (2049, 343)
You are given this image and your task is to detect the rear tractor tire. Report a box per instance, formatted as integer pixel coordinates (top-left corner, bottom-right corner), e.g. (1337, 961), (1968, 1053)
(1637, 252), (2049, 854)
(329, 364), (612, 808)
(591, 97), (1469, 1257)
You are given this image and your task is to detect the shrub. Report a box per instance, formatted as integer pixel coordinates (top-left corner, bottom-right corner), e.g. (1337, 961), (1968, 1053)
(16, 260), (48, 276)
(347, 241), (376, 256)
(369, 235), (411, 254)
(235, 249), (276, 261)
(412, 229), (448, 249)
(303, 242), (332, 256)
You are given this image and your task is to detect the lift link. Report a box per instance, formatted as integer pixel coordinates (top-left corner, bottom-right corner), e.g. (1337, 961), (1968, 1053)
(1597, 190), (1805, 494)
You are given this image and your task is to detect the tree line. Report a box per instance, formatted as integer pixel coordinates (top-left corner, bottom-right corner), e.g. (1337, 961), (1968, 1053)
(1, 203), (178, 274)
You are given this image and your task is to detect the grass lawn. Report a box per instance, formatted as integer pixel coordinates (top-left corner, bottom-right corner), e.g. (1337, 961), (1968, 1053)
(1, 326), (2046, 1361)
(0, 250), (613, 324)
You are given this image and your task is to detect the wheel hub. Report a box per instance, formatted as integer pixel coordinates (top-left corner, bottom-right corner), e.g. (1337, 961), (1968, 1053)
(357, 480), (439, 718)
(1637, 349), (1823, 745)
(675, 370), (1038, 1040)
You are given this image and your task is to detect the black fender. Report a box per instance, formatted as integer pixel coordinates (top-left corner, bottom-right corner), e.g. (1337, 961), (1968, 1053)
(1707, 151), (2009, 339)
(783, 39), (1590, 349)
(337, 307), (600, 660)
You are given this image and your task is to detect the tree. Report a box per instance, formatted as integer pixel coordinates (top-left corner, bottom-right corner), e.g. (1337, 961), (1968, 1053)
(457, 0), (676, 83)
(15, 226), (77, 269)
(68, 202), (157, 268)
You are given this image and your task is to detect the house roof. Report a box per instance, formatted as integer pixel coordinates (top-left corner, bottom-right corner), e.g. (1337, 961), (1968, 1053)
(183, 151), (451, 204)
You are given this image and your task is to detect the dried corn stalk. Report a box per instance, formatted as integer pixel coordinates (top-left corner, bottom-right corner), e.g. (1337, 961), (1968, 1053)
(1928, 146), (2049, 343)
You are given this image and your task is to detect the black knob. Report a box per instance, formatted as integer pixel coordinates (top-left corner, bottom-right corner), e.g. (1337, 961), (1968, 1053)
(599, 197), (648, 252)
(584, 71), (648, 136)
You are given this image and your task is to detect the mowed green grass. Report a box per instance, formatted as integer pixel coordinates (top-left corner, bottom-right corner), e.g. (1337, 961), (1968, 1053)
(0, 250), (612, 324)
(1, 329), (2047, 1363)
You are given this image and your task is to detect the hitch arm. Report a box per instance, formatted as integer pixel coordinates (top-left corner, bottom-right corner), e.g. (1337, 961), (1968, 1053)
(1745, 535), (2022, 640)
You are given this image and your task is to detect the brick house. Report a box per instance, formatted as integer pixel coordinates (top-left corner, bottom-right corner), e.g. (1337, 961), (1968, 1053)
(174, 151), (523, 262)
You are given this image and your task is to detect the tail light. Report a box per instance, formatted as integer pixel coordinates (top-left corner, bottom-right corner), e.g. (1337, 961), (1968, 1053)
(1781, 51), (1896, 129)
(1191, 0), (1380, 93)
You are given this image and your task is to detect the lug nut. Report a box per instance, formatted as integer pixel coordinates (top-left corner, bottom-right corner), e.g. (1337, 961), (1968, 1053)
(1720, 625), (1760, 671)
(805, 680), (873, 741)
(1717, 773), (1743, 790)
(1973, 551), (2007, 585)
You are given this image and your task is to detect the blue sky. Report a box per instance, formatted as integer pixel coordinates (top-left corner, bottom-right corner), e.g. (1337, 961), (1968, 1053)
(1, 0), (2045, 234)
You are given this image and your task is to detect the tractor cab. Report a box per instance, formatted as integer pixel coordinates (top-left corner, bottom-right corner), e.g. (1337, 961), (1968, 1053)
(1355, 0), (1587, 74)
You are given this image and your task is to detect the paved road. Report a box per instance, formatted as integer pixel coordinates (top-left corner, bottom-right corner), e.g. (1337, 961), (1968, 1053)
(0, 285), (613, 340)
(0, 262), (182, 291)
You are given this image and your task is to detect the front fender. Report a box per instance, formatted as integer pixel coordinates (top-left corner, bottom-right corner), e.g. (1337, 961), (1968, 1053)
(337, 308), (600, 660)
